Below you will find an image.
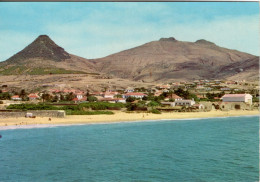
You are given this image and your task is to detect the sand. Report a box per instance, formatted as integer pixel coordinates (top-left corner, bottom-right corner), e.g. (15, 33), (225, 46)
(0, 110), (259, 129)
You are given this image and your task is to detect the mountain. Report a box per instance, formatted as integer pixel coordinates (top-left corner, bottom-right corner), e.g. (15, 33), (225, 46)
(213, 57), (259, 81)
(92, 37), (258, 82)
(0, 35), (97, 75)
(0, 35), (258, 82)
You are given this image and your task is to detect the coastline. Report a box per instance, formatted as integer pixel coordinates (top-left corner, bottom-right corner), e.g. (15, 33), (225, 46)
(0, 110), (259, 130)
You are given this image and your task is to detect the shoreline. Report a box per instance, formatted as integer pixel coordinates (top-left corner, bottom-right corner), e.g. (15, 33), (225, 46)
(0, 110), (259, 130)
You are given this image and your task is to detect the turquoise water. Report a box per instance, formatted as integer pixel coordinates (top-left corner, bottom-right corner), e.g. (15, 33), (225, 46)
(0, 116), (258, 182)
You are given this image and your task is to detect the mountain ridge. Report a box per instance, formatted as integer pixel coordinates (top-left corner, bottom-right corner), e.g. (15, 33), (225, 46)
(0, 35), (258, 81)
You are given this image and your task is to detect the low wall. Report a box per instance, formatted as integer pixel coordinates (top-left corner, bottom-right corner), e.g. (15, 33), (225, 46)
(0, 110), (66, 118)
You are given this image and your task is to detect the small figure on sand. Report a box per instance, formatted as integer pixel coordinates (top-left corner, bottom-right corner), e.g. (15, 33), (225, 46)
(49, 118), (52, 121)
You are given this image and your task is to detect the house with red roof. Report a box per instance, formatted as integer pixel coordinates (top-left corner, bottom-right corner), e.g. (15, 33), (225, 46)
(11, 95), (22, 101)
(72, 96), (87, 103)
(103, 91), (118, 98)
(167, 94), (182, 101)
(28, 93), (40, 101)
(100, 98), (126, 103)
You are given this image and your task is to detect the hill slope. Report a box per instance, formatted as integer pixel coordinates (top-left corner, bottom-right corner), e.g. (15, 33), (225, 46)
(0, 35), (97, 75)
(92, 37), (258, 81)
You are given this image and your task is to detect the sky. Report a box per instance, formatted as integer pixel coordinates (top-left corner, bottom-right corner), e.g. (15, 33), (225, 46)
(0, 2), (259, 61)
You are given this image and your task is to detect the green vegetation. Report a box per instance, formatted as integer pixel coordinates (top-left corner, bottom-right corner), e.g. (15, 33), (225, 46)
(7, 103), (57, 110)
(0, 66), (26, 75)
(0, 66), (100, 75)
(174, 88), (198, 100)
(147, 101), (160, 107)
(28, 68), (87, 75)
(126, 97), (136, 102)
(66, 110), (114, 115)
(150, 109), (161, 114)
(0, 92), (11, 100)
(253, 97), (259, 103)
(87, 96), (98, 102)
(79, 102), (125, 110)
(6, 102), (125, 115)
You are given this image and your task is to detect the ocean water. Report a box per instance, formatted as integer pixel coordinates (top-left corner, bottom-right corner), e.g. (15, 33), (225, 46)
(0, 116), (258, 182)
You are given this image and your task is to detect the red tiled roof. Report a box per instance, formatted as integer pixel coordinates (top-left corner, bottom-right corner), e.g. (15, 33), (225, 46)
(73, 96), (87, 101)
(28, 93), (39, 98)
(12, 95), (20, 98)
(170, 94), (182, 99)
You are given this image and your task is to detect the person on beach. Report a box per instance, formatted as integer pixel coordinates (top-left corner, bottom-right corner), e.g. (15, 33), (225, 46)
(49, 118), (52, 121)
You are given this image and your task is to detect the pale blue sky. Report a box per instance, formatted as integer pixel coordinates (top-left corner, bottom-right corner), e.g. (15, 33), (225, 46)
(0, 2), (259, 61)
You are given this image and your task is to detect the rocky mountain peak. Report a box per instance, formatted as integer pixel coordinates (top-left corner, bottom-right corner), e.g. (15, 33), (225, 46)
(195, 39), (216, 46)
(159, 37), (177, 42)
(5, 35), (71, 63)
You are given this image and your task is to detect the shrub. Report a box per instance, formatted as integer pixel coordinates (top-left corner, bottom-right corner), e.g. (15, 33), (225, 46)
(87, 96), (98, 102)
(79, 102), (125, 110)
(147, 101), (160, 107)
(66, 110), (114, 115)
(0, 100), (3, 104)
(7, 103), (58, 110)
(126, 97), (136, 102)
(150, 109), (161, 114)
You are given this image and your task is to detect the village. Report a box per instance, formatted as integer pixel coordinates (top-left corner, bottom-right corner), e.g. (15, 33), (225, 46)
(0, 79), (259, 115)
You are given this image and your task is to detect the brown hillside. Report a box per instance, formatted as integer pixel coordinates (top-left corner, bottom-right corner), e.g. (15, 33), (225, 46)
(92, 37), (257, 81)
(0, 35), (97, 75)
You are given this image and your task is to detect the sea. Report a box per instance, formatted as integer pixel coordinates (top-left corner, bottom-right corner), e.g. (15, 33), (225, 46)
(0, 116), (259, 182)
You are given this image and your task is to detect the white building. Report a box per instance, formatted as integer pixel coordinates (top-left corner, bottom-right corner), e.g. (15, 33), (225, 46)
(123, 92), (147, 99)
(161, 102), (175, 107)
(174, 99), (195, 107)
(221, 94), (252, 104)
(125, 87), (135, 93)
(11, 95), (22, 101)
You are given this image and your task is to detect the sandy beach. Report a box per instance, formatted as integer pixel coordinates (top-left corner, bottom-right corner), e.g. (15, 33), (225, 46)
(0, 110), (259, 129)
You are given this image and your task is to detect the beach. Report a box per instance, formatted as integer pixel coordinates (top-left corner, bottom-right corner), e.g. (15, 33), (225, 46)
(0, 110), (258, 129)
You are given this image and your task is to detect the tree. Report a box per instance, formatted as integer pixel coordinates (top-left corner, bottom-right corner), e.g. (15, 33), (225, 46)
(85, 90), (90, 97)
(42, 93), (52, 102)
(60, 94), (65, 101)
(66, 92), (74, 101)
(87, 96), (97, 102)
(147, 101), (160, 107)
(174, 88), (190, 99)
(0, 92), (11, 100)
(52, 95), (59, 102)
(126, 97), (136, 102)
(19, 89), (27, 101)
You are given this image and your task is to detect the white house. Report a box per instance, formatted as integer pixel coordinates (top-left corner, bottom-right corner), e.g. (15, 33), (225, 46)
(11, 95), (22, 101)
(123, 92), (147, 99)
(161, 102), (175, 107)
(125, 87), (135, 93)
(103, 92), (118, 99)
(192, 104), (205, 110)
(221, 94), (252, 104)
(100, 98), (126, 103)
(174, 99), (195, 107)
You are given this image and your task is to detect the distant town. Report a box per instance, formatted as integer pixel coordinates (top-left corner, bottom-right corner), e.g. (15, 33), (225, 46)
(0, 79), (259, 117)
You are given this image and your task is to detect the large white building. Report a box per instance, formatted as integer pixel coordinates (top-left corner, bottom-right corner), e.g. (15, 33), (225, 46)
(221, 94), (252, 104)
(174, 99), (195, 107)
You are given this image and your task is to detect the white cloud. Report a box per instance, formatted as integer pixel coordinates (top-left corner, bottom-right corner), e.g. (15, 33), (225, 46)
(0, 4), (258, 61)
